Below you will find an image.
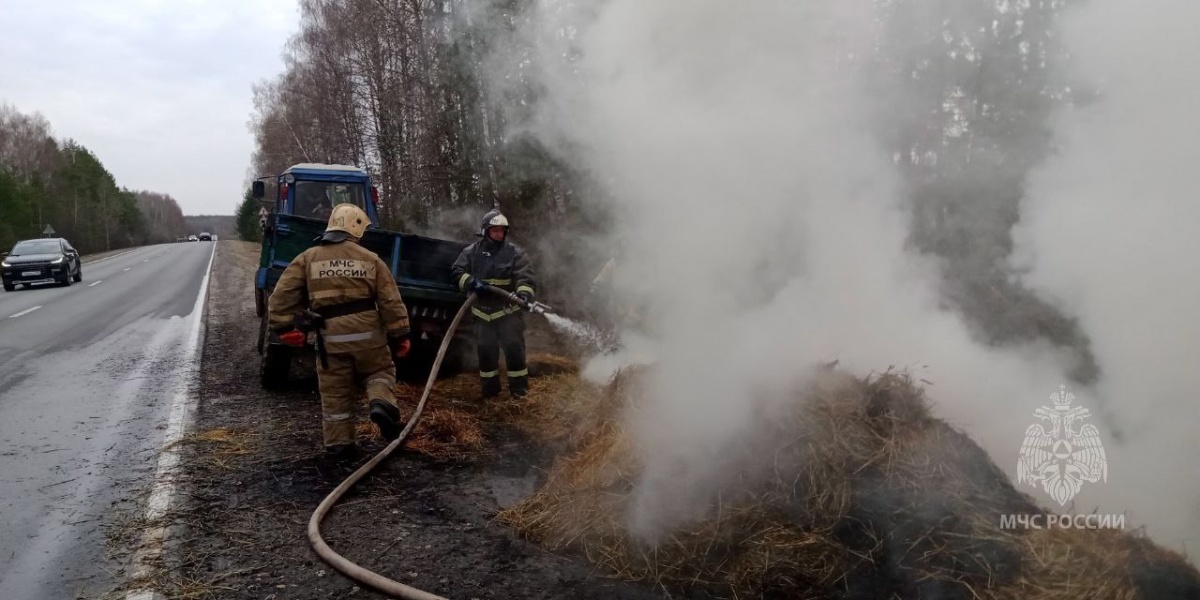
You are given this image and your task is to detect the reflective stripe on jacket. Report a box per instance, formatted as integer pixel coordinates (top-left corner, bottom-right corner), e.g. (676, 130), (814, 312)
(451, 238), (537, 320)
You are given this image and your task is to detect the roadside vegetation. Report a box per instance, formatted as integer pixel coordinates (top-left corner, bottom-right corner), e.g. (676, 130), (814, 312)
(0, 104), (188, 253)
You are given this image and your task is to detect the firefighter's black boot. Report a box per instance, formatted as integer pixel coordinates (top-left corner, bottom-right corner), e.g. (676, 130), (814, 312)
(325, 443), (361, 461)
(509, 375), (529, 398)
(369, 400), (402, 442)
(481, 376), (502, 400)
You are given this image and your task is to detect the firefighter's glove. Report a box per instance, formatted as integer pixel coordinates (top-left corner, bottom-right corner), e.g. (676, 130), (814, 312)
(389, 335), (412, 358)
(469, 277), (488, 293)
(516, 291), (533, 306)
(279, 329), (307, 347)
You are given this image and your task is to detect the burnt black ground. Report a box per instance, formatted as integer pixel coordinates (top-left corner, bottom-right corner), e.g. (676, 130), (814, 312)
(163, 241), (673, 600)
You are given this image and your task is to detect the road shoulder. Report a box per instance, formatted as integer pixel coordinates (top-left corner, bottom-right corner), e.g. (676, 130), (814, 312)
(120, 240), (666, 600)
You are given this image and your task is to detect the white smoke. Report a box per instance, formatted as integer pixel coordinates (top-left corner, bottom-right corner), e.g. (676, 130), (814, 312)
(513, 0), (1061, 539)
(1011, 0), (1200, 553)
(506, 0), (1196, 555)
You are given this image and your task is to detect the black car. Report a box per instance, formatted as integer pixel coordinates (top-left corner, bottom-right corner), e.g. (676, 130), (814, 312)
(198, 232), (212, 241)
(2, 238), (83, 291)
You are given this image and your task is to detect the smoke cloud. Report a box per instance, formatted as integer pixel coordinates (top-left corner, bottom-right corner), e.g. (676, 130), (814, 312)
(496, 0), (1197, 554)
(1011, 0), (1200, 552)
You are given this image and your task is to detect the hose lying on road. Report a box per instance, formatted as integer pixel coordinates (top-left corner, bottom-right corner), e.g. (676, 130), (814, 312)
(307, 293), (478, 600)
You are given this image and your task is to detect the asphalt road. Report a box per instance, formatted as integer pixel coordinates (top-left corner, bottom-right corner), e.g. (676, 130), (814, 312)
(0, 241), (215, 599)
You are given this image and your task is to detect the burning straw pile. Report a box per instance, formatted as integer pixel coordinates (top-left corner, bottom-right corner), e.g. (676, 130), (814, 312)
(498, 366), (1200, 599)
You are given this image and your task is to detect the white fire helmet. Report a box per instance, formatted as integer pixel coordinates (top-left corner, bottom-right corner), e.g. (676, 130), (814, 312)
(326, 204), (370, 239)
(479, 209), (510, 237)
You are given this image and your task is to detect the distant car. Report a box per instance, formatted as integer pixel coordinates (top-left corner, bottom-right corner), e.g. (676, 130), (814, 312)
(2, 237), (83, 291)
(188, 235), (199, 242)
(199, 232), (212, 241)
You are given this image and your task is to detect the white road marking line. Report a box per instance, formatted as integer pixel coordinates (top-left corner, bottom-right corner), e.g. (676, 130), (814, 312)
(126, 243), (215, 597)
(123, 267), (131, 272)
(82, 248), (138, 265)
(8, 306), (42, 318)
(89, 280), (102, 287)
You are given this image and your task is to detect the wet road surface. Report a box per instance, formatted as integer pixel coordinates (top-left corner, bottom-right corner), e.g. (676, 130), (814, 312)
(0, 241), (215, 599)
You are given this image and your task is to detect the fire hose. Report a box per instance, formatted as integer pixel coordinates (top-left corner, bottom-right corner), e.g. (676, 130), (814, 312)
(307, 285), (551, 599)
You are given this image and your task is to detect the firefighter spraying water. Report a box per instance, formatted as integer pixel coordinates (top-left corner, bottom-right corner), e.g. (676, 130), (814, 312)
(452, 209), (544, 399)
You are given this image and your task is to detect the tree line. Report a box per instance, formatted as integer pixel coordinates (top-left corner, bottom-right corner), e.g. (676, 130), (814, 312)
(246, 0), (1096, 377)
(0, 104), (188, 254)
(243, 0), (614, 306)
(185, 215), (237, 240)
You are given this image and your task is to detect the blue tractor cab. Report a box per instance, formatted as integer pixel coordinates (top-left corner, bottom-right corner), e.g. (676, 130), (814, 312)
(252, 163), (473, 388)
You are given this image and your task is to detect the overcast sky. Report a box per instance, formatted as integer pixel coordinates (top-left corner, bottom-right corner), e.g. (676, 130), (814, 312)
(0, 0), (297, 216)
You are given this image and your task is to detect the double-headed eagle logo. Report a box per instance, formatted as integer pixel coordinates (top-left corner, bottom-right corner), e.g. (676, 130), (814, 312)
(1016, 385), (1108, 506)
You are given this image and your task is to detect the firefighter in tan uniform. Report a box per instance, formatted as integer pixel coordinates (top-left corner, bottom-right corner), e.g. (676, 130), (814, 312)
(268, 204), (411, 458)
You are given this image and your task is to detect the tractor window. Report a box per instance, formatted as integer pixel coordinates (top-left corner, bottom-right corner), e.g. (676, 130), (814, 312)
(293, 181), (367, 220)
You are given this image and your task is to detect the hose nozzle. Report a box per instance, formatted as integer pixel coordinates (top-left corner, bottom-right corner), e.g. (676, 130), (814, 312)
(506, 291), (553, 315)
(480, 284), (554, 315)
(525, 300), (553, 315)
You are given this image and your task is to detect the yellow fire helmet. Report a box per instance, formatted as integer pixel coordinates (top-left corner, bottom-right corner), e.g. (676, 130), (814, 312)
(325, 204), (370, 239)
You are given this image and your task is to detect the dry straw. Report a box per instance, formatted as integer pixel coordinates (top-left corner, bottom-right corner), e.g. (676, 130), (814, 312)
(494, 363), (1199, 599)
